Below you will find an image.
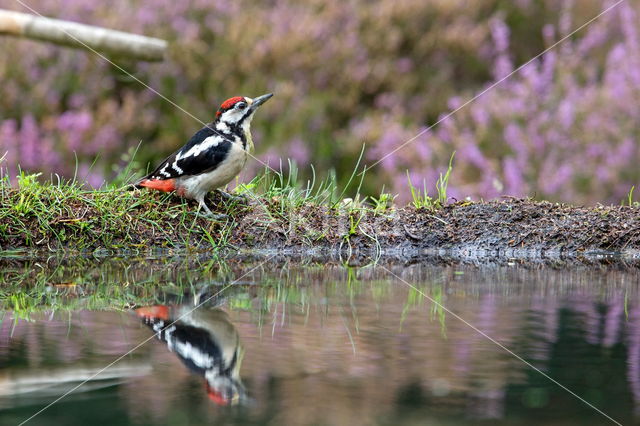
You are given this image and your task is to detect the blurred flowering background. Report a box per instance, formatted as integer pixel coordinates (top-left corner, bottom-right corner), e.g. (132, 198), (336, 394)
(0, 0), (638, 204)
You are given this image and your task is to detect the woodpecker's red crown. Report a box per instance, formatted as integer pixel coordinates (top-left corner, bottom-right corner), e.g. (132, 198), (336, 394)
(214, 94), (273, 123)
(216, 97), (247, 118)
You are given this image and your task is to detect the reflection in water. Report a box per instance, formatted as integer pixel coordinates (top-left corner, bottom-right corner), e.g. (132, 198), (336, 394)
(2, 261), (640, 425)
(135, 294), (246, 406)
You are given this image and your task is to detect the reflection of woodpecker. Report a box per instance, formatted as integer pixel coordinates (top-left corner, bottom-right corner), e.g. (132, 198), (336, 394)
(135, 304), (245, 405)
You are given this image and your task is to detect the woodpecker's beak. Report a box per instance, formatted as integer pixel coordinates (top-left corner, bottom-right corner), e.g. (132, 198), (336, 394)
(249, 93), (273, 111)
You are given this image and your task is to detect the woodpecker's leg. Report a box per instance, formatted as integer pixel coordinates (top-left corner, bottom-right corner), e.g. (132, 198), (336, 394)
(217, 190), (248, 203)
(197, 196), (228, 221)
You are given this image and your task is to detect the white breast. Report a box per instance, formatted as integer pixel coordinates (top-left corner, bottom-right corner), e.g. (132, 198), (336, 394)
(177, 142), (247, 200)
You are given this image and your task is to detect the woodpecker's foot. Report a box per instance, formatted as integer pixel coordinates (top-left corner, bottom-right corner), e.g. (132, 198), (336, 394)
(197, 199), (228, 221)
(217, 190), (248, 204)
(203, 213), (229, 221)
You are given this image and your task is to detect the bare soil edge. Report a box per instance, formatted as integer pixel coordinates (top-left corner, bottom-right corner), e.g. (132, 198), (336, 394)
(2, 196), (640, 265)
(222, 197), (640, 260)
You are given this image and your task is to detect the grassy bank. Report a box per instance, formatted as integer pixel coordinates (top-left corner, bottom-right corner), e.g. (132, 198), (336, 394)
(1, 171), (640, 255)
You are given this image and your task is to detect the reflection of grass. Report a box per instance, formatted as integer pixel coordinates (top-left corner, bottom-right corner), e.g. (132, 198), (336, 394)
(400, 287), (423, 327)
(0, 257), (449, 338)
(0, 256), (230, 318)
(400, 285), (447, 337)
(430, 286), (447, 338)
(2, 277), (167, 320)
(625, 289), (629, 320)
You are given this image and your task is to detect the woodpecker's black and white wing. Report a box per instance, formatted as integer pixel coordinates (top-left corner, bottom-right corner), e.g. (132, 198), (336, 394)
(141, 125), (234, 182)
(165, 323), (224, 374)
(143, 317), (234, 375)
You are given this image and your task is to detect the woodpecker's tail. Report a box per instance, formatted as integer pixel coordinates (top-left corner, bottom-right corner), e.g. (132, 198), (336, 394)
(131, 179), (144, 189)
(136, 178), (176, 193)
(131, 162), (172, 191)
(128, 174), (150, 190)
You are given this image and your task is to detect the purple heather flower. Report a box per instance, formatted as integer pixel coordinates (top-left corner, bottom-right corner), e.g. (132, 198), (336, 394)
(77, 163), (105, 188)
(557, 99), (575, 130)
(395, 57), (414, 74)
(490, 18), (513, 79)
(374, 93), (400, 110)
(57, 111), (93, 152)
(471, 106), (490, 128)
(447, 96), (463, 110)
(0, 119), (17, 162)
(459, 141), (487, 169)
(503, 157), (524, 196)
(19, 115), (40, 169)
(413, 129), (431, 160)
(90, 126), (120, 155)
(490, 18), (510, 53)
(287, 137), (310, 165)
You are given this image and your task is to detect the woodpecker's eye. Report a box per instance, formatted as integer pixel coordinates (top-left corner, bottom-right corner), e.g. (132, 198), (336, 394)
(235, 102), (247, 110)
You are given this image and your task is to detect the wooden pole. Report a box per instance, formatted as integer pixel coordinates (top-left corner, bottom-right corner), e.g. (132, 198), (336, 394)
(0, 9), (167, 61)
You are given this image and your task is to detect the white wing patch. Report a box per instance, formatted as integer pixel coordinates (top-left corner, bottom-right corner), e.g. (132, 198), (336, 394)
(171, 162), (184, 174)
(159, 164), (171, 177)
(173, 340), (215, 369)
(178, 136), (221, 160)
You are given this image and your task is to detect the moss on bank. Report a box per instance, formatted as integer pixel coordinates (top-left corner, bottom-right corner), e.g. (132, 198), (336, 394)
(1, 175), (640, 254)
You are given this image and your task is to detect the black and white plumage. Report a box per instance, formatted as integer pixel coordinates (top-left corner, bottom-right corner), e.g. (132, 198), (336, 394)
(136, 304), (246, 405)
(135, 93), (273, 215)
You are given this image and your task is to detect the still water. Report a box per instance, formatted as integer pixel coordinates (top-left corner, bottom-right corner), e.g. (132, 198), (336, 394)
(0, 256), (638, 425)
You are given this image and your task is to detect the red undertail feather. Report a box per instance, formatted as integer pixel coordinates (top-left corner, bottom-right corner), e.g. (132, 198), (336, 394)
(135, 305), (170, 320)
(138, 179), (176, 193)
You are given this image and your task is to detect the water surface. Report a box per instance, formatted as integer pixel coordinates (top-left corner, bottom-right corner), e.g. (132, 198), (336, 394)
(0, 257), (638, 425)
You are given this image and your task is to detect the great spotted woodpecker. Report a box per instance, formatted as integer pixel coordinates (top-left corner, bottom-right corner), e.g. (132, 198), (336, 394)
(135, 303), (246, 405)
(135, 93), (273, 216)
